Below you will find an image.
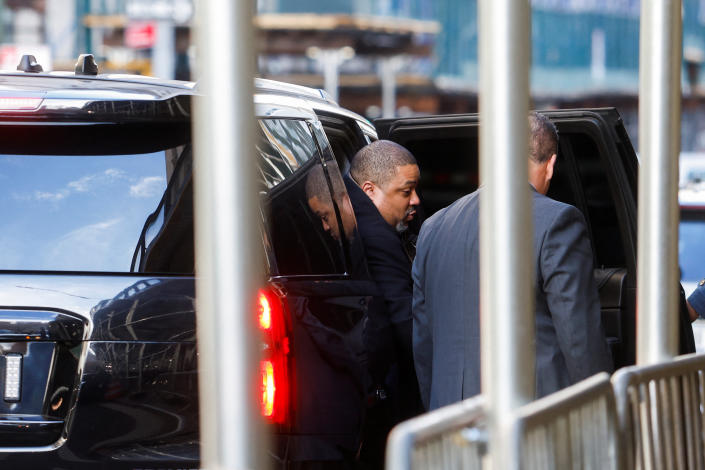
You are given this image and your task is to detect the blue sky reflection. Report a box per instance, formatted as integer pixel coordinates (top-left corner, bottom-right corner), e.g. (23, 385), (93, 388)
(0, 153), (166, 272)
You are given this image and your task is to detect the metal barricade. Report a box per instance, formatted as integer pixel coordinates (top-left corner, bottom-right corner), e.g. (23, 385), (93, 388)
(516, 372), (622, 470)
(385, 395), (486, 470)
(386, 373), (622, 470)
(612, 353), (705, 470)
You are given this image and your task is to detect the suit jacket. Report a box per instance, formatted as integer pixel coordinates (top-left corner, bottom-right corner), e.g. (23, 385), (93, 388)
(412, 186), (613, 410)
(344, 175), (422, 420)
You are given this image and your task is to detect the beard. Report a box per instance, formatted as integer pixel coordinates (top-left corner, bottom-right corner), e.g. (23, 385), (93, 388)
(395, 206), (416, 233)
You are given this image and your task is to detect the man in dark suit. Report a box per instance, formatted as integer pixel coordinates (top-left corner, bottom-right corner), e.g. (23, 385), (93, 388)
(412, 112), (613, 411)
(344, 140), (424, 423)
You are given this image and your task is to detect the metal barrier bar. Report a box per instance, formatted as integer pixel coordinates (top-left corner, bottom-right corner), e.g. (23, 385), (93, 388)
(477, 0), (533, 466)
(386, 374), (623, 470)
(192, 0), (264, 468)
(612, 353), (705, 469)
(516, 372), (622, 469)
(385, 396), (486, 470)
(637, 0), (682, 364)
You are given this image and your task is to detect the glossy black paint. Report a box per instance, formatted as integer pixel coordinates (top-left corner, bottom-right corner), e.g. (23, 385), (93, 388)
(275, 280), (374, 461)
(0, 310), (85, 342)
(90, 278), (196, 342)
(0, 274), (199, 468)
(0, 339), (199, 469)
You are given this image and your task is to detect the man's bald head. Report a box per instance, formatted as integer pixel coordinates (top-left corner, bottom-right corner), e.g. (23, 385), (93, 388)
(350, 140), (417, 189)
(349, 140), (420, 232)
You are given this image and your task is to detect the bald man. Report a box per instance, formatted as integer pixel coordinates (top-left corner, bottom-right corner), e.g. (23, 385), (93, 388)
(344, 140), (424, 435)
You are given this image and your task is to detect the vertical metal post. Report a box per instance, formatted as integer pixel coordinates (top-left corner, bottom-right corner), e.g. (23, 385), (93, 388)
(193, 0), (264, 469)
(478, 0), (533, 468)
(321, 49), (341, 102)
(153, 19), (175, 79)
(380, 57), (397, 118)
(637, 0), (681, 365)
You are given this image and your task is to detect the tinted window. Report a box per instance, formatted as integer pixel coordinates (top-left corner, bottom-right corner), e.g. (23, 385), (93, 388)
(546, 142), (579, 209)
(1, 152), (168, 271)
(568, 132), (625, 267)
(133, 145), (193, 274)
(258, 119), (319, 189)
(406, 135), (479, 217)
(258, 119), (347, 277)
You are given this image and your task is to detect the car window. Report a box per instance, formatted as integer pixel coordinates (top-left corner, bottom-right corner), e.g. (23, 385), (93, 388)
(566, 132), (626, 268)
(258, 119), (319, 188)
(257, 118), (347, 277)
(546, 142), (580, 210)
(0, 151), (169, 272)
(680, 209), (705, 285)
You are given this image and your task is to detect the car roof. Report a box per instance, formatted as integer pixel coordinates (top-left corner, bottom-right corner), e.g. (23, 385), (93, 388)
(0, 71), (196, 100)
(0, 71), (373, 134)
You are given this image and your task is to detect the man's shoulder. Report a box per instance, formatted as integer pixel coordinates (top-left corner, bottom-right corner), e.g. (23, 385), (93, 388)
(532, 192), (588, 239)
(533, 191), (583, 219)
(417, 190), (479, 255)
(424, 190), (479, 230)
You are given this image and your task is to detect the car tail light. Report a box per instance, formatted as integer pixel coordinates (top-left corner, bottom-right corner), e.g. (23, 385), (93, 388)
(257, 289), (290, 424)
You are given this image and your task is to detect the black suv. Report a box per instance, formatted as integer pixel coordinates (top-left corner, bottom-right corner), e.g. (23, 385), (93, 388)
(0, 57), (638, 468)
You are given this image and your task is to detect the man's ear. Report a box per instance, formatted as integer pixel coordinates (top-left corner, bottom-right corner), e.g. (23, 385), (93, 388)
(360, 180), (376, 197)
(545, 153), (557, 181)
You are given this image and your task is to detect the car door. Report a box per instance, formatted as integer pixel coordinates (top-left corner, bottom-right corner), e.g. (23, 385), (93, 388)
(255, 112), (380, 464)
(375, 108), (638, 368)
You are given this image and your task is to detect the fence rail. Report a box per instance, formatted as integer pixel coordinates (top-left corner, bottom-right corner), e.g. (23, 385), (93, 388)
(386, 372), (622, 470)
(612, 353), (705, 470)
(385, 395), (486, 470)
(516, 372), (621, 470)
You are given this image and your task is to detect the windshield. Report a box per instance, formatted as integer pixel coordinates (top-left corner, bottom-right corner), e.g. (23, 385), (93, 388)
(0, 152), (169, 272)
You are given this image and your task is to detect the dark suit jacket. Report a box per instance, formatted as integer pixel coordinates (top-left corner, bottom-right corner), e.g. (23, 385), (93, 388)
(412, 186), (613, 410)
(344, 175), (422, 420)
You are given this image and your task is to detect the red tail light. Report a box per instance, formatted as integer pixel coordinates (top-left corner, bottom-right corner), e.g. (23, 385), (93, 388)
(257, 289), (290, 424)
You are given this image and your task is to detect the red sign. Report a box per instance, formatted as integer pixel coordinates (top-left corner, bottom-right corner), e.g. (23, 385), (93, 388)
(125, 22), (156, 49)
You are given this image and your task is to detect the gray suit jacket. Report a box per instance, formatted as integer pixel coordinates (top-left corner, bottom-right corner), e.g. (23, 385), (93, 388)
(412, 187), (613, 410)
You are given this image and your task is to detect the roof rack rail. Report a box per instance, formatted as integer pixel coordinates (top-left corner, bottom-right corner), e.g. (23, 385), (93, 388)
(75, 54), (98, 76)
(17, 55), (42, 73)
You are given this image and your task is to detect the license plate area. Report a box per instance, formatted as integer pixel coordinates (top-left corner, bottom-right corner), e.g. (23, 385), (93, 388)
(0, 310), (86, 448)
(0, 342), (54, 412)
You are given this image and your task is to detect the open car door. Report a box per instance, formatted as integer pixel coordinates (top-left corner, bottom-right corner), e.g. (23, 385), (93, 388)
(375, 108), (638, 369)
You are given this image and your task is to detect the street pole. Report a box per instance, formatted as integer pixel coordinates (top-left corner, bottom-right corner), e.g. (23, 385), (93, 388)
(380, 56), (398, 118)
(321, 49), (341, 102)
(478, 0), (534, 468)
(308, 47), (354, 103)
(193, 0), (264, 469)
(637, 0), (681, 365)
(153, 19), (175, 79)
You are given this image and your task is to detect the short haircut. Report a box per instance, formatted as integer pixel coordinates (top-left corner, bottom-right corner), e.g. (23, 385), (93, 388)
(305, 163), (345, 203)
(529, 112), (558, 164)
(349, 140), (417, 187)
